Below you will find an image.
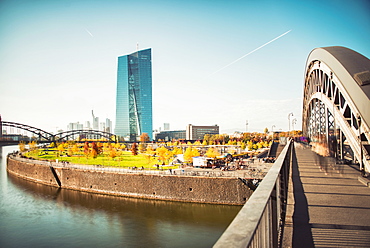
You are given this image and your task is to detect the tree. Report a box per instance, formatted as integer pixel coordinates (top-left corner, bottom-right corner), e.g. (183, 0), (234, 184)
(84, 142), (90, 158)
(156, 146), (169, 164)
(138, 143), (146, 153)
(72, 144), (79, 155)
(172, 147), (183, 155)
(57, 143), (65, 157)
(131, 143), (138, 155)
(203, 134), (211, 143)
(264, 127), (269, 134)
(184, 147), (200, 164)
(29, 141), (37, 151)
(18, 141), (26, 152)
(109, 147), (117, 159)
(140, 133), (150, 143)
(205, 147), (220, 158)
(144, 145), (155, 164)
(91, 142), (99, 158)
(120, 143), (126, 150)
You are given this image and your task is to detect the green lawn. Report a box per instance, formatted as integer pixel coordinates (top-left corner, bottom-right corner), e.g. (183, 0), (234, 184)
(26, 150), (178, 169)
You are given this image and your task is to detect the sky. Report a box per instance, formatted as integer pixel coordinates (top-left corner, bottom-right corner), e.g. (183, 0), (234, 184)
(0, 0), (369, 135)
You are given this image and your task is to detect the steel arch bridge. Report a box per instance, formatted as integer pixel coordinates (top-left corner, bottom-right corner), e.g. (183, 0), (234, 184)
(1, 121), (117, 143)
(302, 46), (370, 173)
(1, 121), (54, 141)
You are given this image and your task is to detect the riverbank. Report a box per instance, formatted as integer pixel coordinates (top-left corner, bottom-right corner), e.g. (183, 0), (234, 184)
(7, 154), (254, 205)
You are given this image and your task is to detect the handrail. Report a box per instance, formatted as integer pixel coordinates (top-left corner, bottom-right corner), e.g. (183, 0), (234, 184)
(214, 140), (294, 248)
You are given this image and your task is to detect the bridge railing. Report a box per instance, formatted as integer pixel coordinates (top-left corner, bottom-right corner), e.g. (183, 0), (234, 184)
(214, 139), (294, 248)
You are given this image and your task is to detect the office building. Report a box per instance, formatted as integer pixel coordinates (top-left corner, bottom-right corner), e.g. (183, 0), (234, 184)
(105, 118), (112, 133)
(163, 123), (170, 131)
(67, 122), (83, 131)
(92, 110), (99, 130)
(186, 124), (219, 140)
(115, 48), (153, 141)
(155, 130), (186, 141)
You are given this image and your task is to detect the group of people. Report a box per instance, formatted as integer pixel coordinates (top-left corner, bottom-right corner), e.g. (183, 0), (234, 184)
(263, 157), (276, 163)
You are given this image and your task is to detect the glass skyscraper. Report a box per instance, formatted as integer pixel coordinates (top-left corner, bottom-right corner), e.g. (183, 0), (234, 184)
(115, 48), (153, 141)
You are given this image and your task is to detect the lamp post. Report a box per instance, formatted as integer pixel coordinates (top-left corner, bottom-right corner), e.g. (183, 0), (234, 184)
(288, 113), (294, 137)
(292, 118), (297, 132)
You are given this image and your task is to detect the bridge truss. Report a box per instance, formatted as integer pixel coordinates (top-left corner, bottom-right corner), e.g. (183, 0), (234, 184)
(302, 46), (370, 173)
(1, 121), (117, 143)
(1, 121), (54, 141)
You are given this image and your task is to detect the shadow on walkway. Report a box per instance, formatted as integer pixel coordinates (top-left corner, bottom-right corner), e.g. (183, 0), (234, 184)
(291, 148), (315, 248)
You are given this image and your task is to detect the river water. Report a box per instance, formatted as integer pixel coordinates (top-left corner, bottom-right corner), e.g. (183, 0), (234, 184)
(0, 146), (241, 248)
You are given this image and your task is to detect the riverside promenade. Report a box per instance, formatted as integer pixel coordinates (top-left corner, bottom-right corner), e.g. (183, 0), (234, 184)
(283, 143), (370, 247)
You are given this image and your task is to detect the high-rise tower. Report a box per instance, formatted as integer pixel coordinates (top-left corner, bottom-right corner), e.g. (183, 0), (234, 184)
(115, 48), (153, 141)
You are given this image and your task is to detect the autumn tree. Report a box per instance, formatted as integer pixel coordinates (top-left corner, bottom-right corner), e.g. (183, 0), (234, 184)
(84, 142), (90, 158)
(29, 141), (38, 151)
(131, 143), (138, 155)
(144, 145), (155, 164)
(19, 141), (26, 152)
(120, 143), (126, 150)
(205, 147), (220, 159)
(156, 146), (169, 164)
(91, 142), (99, 158)
(138, 143), (146, 153)
(57, 143), (65, 157)
(140, 133), (150, 143)
(172, 147), (183, 155)
(109, 146), (117, 159)
(183, 146), (200, 164)
(72, 144), (79, 156)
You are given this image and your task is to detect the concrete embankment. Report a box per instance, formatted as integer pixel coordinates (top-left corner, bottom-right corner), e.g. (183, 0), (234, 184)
(6, 155), (253, 205)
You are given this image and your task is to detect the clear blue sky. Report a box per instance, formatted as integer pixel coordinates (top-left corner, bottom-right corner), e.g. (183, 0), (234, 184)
(1, 0), (369, 134)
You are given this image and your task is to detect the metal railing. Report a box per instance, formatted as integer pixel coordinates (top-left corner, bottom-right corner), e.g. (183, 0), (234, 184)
(214, 140), (294, 248)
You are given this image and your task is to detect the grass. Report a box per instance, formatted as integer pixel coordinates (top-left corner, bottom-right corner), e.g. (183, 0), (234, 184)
(25, 149), (179, 169)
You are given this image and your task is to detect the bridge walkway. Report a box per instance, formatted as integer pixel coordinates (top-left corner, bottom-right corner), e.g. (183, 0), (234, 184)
(283, 142), (370, 248)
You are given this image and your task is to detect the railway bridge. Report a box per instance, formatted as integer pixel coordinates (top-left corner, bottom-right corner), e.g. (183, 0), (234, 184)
(0, 119), (118, 143)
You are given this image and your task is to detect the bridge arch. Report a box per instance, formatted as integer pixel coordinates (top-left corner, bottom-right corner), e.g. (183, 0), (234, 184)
(302, 46), (370, 173)
(1, 121), (54, 141)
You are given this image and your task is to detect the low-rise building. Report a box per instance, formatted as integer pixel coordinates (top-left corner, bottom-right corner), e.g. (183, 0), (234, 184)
(186, 124), (219, 140)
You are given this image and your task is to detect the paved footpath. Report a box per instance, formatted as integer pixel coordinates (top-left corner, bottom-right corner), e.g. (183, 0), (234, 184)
(283, 143), (370, 248)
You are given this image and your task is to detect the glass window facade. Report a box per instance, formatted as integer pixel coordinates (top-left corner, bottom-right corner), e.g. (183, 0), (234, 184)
(115, 48), (153, 141)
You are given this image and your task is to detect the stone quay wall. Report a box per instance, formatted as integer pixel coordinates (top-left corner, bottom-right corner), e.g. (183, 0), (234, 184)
(6, 156), (252, 205)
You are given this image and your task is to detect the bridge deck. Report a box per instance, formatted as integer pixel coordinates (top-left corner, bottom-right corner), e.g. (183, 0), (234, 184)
(283, 143), (370, 248)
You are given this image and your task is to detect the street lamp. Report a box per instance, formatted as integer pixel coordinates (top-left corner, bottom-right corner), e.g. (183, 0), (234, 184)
(292, 118), (297, 132)
(288, 113), (294, 136)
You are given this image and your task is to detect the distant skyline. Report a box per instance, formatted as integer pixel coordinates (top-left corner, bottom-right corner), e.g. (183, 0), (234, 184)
(1, 0), (369, 134)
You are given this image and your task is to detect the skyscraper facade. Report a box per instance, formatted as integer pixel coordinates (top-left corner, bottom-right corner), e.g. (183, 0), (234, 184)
(115, 48), (153, 141)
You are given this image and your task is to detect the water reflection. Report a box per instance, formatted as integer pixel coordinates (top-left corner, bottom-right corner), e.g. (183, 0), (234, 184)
(1, 146), (241, 248)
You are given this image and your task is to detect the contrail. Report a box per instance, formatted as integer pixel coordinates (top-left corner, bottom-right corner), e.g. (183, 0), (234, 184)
(208, 30), (292, 77)
(85, 28), (94, 37)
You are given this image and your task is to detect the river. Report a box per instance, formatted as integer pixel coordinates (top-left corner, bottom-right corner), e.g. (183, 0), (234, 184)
(0, 145), (241, 247)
